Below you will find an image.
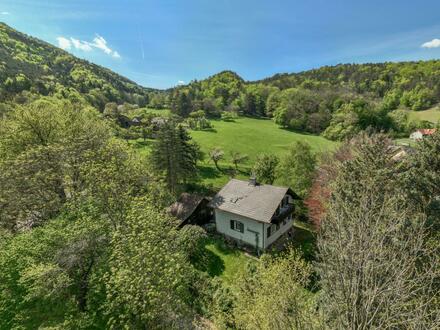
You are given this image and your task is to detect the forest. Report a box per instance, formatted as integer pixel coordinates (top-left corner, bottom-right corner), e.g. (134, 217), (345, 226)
(0, 22), (439, 329)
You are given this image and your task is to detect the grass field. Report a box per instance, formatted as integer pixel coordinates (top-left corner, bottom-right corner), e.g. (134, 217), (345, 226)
(191, 117), (337, 187)
(407, 107), (440, 123)
(195, 220), (316, 284)
(130, 116), (338, 188)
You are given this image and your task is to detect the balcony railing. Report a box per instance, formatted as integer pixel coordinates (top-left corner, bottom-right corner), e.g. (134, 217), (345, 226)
(271, 203), (294, 224)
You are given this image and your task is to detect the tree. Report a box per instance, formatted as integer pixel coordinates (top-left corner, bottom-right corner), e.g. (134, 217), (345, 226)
(215, 248), (318, 329)
(0, 209), (109, 329)
(252, 154), (279, 184)
(277, 141), (316, 197)
(104, 199), (195, 328)
(171, 90), (192, 117)
(151, 119), (200, 192)
(0, 98), (111, 231)
(304, 143), (353, 229)
(209, 147), (224, 172)
(316, 134), (440, 329)
(230, 151), (248, 171)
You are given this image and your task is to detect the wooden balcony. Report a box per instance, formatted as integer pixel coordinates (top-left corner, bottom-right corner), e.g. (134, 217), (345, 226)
(271, 203), (294, 224)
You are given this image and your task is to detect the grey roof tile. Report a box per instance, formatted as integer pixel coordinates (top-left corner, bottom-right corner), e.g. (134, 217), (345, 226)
(209, 179), (293, 223)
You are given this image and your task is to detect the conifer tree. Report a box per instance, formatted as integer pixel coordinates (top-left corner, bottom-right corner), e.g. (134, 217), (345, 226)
(151, 119), (200, 192)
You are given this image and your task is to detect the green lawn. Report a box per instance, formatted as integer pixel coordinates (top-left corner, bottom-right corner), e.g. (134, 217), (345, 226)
(197, 237), (255, 284)
(195, 221), (316, 284)
(130, 116), (337, 188)
(191, 117), (337, 187)
(407, 107), (440, 123)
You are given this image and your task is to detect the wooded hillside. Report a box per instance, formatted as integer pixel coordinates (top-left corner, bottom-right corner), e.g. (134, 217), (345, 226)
(0, 23), (157, 110)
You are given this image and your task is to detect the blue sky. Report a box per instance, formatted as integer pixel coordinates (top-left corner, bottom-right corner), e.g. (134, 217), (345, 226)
(2, 1), (440, 89)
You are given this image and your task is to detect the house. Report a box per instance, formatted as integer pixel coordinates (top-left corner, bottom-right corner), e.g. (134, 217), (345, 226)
(410, 128), (437, 141)
(209, 178), (300, 251)
(168, 193), (212, 228)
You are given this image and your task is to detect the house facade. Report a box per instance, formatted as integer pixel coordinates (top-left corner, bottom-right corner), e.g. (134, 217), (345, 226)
(209, 179), (300, 251)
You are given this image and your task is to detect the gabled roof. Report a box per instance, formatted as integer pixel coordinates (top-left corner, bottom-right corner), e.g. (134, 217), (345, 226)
(208, 179), (300, 223)
(168, 193), (208, 221)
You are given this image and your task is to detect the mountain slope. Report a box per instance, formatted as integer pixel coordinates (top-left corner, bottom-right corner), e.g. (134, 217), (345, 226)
(0, 22), (155, 110)
(258, 61), (440, 103)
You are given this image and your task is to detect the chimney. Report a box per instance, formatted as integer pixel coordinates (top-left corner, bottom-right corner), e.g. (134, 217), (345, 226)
(249, 175), (258, 186)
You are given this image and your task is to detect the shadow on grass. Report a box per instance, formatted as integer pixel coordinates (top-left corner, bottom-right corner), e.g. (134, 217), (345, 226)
(194, 247), (225, 277)
(291, 222), (320, 292)
(291, 224), (316, 262)
(198, 165), (222, 179)
(278, 126), (320, 136)
(131, 139), (155, 148)
(196, 127), (217, 133)
(192, 237), (243, 278)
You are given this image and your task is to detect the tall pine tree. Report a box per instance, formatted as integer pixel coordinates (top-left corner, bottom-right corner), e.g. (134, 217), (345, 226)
(151, 119), (200, 192)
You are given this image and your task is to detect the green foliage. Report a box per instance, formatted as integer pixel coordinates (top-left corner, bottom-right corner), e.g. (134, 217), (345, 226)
(0, 98), (110, 230)
(151, 119), (202, 192)
(277, 141), (316, 197)
(214, 248), (318, 330)
(323, 99), (394, 141)
(0, 209), (109, 329)
(0, 23), (157, 110)
(272, 88), (330, 133)
(104, 199), (196, 328)
(252, 153), (279, 184)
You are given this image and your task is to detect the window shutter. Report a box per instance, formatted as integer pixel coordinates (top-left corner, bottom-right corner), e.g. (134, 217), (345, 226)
(230, 220), (235, 230)
(239, 222), (244, 233)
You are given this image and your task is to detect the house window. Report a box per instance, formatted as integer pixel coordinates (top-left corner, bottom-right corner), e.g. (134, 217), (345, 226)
(230, 220), (244, 233)
(268, 224), (279, 238)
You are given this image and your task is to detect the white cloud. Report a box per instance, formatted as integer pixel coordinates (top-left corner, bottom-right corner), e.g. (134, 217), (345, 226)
(57, 37), (71, 50)
(92, 35), (112, 54)
(56, 34), (120, 58)
(70, 38), (93, 51)
(1, 11), (10, 15)
(421, 38), (440, 49)
(177, 80), (185, 85)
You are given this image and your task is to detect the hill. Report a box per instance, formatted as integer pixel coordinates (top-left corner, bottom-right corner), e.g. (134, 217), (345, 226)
(259, 61), (440, 94)
(169, 61), (440, 140)
(0, 22), (158, 110)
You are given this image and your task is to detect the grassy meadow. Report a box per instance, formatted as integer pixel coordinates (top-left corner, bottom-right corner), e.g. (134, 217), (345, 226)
(131, 116), (338, 188)
(407, 107), (440, 123)
(192, 117), (337, 187)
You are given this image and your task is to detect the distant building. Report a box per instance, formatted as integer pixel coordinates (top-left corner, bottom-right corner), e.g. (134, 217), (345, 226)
(410, 128), (437, 141)
(209, 179), (300, 251)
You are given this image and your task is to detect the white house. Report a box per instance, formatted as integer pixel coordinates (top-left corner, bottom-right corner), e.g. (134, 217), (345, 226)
(208, 179), (300, 251)
(410, 129), (437, 141)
